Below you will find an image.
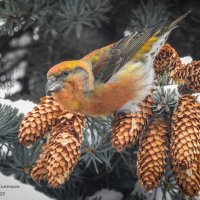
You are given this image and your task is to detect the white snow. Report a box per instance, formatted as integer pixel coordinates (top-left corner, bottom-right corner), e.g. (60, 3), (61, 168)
(154, 85), (179, 96)
(131, 181), (155, 200)
(88, 189), (123, 200)
(0, 98), (35, 114)
(132, 181), (200, 200)
(160, 85), (178, 91)
(132, 181), (172, 200)
(192, 93), (200, 102)
(180, 56), (193, 64)
(124, 30), (131, 36)
(0, 173), (52, 200)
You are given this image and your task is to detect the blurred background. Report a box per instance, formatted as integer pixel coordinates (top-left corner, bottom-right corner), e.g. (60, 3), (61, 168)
(0, 0), (200, 200)
(0, 0), (200, 103)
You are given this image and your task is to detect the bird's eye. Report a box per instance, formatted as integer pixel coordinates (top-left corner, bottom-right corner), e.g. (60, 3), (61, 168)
(63, 71), (69, 76)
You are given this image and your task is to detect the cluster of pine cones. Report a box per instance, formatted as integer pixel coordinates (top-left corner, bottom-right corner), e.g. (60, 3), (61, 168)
(18, 44), (200, 197)
(19, 96), (85, 187)
(112, 93), (200, 197)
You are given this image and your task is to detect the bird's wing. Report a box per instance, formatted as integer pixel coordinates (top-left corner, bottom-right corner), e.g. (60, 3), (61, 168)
(82, 43), (114, 69)
(82, 11), (190, 83)
(90, 22), (166, 83)
(95, 32), (153, 83)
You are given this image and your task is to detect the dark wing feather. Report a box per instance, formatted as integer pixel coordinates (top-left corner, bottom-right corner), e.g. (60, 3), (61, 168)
(93, 11), (190, 83)
(93, 20), (167, 83)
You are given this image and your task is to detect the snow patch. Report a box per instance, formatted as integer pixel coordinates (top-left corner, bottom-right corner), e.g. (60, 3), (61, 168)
(124, 30), (131, 37)
(0, 98), (35, 114)
(0, 173), (52, 200)
(155, 85), (179, 94)
(88, 189), (123, 200)
(180, 56), (193, 64)
(161, 85), (178, 91)
(192, 93), (200, 103)
(132, 181), (172, 200)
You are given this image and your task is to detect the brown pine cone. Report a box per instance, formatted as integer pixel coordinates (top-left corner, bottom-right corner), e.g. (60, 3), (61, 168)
(170, 61), (200, 92)
(174, 162), (200, 197)
(171, 94), (200, 170)
(46, 111), (85, 188)
(112, 95), (153, 152)
(137, 118), (168, 191)
(170, 94), (200, 196)
(31, 143), (49, 181)
(154, 44), (181, 75)
(18, 96), (63, 146)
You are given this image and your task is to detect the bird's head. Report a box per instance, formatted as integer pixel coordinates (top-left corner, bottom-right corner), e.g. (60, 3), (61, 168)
(46, 60), (94, 96)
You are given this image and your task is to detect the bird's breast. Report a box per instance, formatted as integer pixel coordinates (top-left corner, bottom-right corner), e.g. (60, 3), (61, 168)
(52, 86), (84, 113)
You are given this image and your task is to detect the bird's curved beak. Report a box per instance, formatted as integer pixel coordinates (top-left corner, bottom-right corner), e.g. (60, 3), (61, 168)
(45, 78), (63, 96)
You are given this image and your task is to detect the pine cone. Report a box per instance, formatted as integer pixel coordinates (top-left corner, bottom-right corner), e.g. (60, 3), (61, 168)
(171, 94), (200, 170)
(46, 111), (85, 188)
(171, 94), (200, 196)
(137, 118), (168, 191)
(170, 61), (200, 92)
(154, 44), (181, 75)
(31, 143), (49, 181)
(18, 96), (63, 146)
(174, 162), (200, 197)
(112, 95), (153, 152)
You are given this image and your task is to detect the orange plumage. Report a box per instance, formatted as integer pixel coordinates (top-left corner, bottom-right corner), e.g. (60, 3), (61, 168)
(46, 14), (189, 116)
(52, 66), (146, 115)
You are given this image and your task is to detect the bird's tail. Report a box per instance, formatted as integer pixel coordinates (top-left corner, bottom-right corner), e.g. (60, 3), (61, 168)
(161, 10), (191, 34)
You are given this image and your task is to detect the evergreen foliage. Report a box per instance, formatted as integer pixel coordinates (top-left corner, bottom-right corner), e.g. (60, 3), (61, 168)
(0, 104), (23, 142)
(128, 0), (172, 31)
(0, 0), (200, 199)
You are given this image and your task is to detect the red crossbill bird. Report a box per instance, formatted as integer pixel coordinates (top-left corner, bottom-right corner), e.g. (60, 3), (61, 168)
(46, 12), (189, 116)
